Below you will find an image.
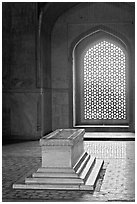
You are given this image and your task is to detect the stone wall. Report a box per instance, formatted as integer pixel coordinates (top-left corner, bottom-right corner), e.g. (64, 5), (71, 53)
(2, 3), (135, 142)
(51, 3), (135, 131)
(2, 3), (41, 141)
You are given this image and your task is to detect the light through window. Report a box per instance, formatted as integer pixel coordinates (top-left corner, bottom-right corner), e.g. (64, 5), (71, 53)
(84, 40), (126, 120)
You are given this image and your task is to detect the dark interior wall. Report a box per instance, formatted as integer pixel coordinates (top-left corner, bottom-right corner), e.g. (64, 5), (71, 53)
(3, 3), (37, 89)
(40, 31), (52, 136)
(2, 2), (135, 142)
(2, 2), (43, 141)
(51, 2), (135, 131)
(40, 3), (78, 134)
(2, 2), (53, 142)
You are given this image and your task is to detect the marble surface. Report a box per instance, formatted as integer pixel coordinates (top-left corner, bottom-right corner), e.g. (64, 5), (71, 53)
(40, 129), (85, 167)
(2, 140), (135, 201)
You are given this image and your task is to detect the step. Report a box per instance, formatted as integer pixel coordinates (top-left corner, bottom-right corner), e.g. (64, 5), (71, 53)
(79, 156), (96, 182)
(32, 172), (78, 178)
(75, 154), (90, 175)
(73, 152), (88, 172)
(83, 159), (104, 189)
(37, 167), (75, 173)
(25, 177), (84, 185)
(13, 183), (80, 190)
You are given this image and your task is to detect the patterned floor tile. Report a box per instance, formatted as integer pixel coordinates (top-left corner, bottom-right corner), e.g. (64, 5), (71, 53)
(2, 140), (135, 201)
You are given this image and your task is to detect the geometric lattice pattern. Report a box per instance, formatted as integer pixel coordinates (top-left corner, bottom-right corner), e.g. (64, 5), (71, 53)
(84, 40), (126, 120)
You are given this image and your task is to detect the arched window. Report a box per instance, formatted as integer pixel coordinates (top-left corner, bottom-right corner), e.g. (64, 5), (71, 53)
(73, 30), (130, 128)
(84, 40), (126, 120)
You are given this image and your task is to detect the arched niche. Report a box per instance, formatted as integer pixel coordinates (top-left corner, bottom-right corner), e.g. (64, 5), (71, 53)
(38, 3), (134, 132)
(72, 29), (131, 128)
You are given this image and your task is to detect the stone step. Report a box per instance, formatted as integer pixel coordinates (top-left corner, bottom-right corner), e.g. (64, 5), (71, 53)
(13, 183), (80, 190)
(73, 152), (88, 172)
(13, 156), (104, 191)
(32, 172), (78, 178)
(79, 156), (96, 182)
(76, 154), (90, 175)
(81, 159), (104, 190)
(25, 177), (84, 185)
(37, 167), (75, 173)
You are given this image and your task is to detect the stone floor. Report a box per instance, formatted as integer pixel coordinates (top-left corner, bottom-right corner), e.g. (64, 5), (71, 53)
(2, 140), (135, 202)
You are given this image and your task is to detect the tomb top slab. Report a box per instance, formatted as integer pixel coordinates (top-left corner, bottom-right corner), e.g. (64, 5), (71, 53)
(40, 129), (85, 146)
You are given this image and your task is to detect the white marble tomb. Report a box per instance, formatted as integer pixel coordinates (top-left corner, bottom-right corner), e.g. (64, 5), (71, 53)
(13, 129), (104, 190)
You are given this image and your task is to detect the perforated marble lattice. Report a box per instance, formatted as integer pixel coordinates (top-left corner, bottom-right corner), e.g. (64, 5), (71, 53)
(84, 40), (126, 120)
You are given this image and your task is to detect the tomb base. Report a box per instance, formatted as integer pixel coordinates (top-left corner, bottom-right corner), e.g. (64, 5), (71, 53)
(13, 129), (104, 190)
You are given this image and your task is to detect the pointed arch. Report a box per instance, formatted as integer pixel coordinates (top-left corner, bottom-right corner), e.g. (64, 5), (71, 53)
(73, 28), (131, 128)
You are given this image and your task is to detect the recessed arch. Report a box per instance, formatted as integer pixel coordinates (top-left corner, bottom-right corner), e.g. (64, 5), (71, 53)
(70, 25), (131, 60)
(37, 3), (134, 132)
(73, 29), (131, 128)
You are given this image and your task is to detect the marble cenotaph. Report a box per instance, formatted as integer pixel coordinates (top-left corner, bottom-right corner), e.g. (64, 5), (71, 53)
(13, 129), (104, 190)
